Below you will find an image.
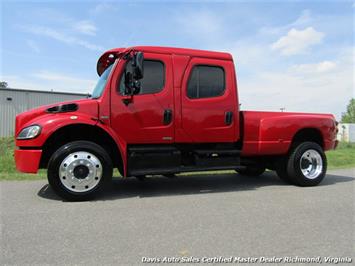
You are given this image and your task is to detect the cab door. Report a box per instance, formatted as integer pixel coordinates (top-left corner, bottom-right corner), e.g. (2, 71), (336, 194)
(180, 58), (238, 143)
(110, 53), (174, 144)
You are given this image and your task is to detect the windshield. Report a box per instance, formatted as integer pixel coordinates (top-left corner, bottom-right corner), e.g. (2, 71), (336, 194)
(91, 63), (114, 98)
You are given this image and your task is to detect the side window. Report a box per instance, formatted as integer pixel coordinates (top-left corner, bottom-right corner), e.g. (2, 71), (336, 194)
(119, 60), (165, 95)
(187, 65), (225, 99)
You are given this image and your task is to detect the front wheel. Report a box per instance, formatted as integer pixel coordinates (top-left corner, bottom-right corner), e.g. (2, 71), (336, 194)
(47, 141), (113, 201)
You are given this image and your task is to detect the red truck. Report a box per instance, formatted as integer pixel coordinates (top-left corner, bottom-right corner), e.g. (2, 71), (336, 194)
(14, 46), (338, 200)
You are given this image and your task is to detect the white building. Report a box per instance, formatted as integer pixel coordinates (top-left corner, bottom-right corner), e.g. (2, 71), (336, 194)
(337, 123), (355, 142)
(0, 88), (87, 137)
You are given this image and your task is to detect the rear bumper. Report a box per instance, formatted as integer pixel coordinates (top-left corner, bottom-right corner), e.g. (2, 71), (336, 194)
(15, 149), (42, 173)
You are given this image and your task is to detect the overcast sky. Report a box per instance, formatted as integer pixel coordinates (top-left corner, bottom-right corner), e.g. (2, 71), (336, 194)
(1, 1), (354, 118)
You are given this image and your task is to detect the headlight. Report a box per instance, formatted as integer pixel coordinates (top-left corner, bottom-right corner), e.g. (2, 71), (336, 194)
(17, 125), (41, 140)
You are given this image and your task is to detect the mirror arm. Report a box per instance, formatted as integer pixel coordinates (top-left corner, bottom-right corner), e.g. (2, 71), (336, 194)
(122, 95), (133, 106)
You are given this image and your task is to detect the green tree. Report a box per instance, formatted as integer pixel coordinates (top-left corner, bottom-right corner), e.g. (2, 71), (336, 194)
(0, 81), (8, 88)
(341, 98), (355, 123)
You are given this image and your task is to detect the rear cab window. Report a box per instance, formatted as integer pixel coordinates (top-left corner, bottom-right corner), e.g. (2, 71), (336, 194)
(187, 65), (225, 99)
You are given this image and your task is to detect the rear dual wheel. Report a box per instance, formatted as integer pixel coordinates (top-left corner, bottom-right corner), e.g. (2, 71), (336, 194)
(276, 142), (326, 186)
(47, 141), (113, 201)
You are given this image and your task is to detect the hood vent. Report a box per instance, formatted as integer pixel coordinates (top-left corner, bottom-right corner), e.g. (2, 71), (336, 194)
(47, 103), (78, 113)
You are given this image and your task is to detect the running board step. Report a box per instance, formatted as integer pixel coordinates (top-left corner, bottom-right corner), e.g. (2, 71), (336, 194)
(128, 145), (181, 173)
(193, 149), (241, 167)
(194, 149), (241, 156)
(130, 165), (239, 177)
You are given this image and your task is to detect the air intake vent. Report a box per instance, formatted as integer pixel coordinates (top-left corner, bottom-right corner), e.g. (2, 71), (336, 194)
(47, 103), (78, 113)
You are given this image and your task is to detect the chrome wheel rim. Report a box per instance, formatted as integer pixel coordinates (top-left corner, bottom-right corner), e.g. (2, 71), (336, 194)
(299, 149), (323, 179)
(59, 151), (102, 193)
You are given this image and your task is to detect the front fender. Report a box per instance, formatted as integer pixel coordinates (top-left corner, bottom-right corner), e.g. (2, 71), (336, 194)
(95, 123), (128, 176)
(15, 114), (128, 176)
(16, 113), (96, 147)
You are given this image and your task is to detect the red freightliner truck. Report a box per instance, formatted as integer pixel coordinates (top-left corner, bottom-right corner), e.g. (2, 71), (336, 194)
(14, 46), (338, 200)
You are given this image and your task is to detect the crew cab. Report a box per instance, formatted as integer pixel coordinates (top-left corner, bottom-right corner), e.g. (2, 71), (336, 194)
(14, 46), (338, 200)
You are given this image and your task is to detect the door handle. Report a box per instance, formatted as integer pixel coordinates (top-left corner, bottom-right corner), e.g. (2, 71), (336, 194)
(225, 111), (233, 125)
(163, 109), (172, 125)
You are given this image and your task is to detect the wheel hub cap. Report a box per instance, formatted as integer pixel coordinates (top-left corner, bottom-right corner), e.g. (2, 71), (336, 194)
(300, 149), (323, 179)
(73, 165), (89, 179)
(59, 151), (103, 193)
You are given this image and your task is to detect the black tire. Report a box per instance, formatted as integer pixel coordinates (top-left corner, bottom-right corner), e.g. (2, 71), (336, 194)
(236, 166), (265, 176)
(286, 142), (327, 186)
(47, 141), (113, 201)
(275, 157), (294, 184)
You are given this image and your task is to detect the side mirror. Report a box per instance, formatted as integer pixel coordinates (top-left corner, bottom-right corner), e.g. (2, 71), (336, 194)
(132, 80), (141, 94)
(132, 52), (144, 80)
(124, 72), (141, 95)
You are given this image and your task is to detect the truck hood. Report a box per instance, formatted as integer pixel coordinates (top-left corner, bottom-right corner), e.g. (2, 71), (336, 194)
(15, 98), (99, 136)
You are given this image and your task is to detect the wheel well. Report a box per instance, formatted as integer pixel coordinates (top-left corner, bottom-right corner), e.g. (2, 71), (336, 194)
(40, 124), (123, 174)
(291, 128), (324, 149)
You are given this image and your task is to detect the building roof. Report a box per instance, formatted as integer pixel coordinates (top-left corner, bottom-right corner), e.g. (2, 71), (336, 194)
(0, 87), (88, 96)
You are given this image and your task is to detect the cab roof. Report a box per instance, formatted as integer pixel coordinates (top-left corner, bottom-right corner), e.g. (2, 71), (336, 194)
(106, 46), (233, 60)
(97, 46), (233, 75)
